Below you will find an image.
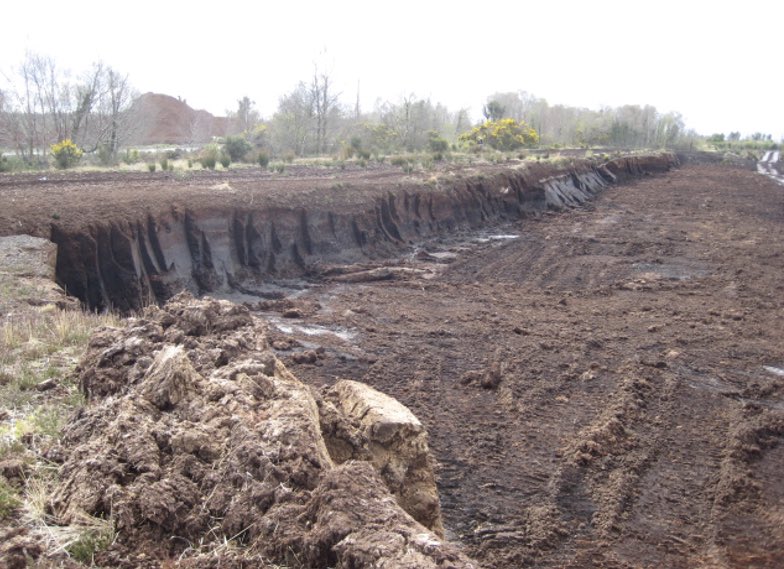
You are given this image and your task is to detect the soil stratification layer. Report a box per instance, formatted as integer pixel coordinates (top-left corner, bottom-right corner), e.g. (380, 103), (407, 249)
(0, 155), (675, 311)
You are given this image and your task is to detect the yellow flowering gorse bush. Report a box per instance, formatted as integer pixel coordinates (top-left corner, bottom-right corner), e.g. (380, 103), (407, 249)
(50, 139), (83, 169)
(459, 118), (539, 151)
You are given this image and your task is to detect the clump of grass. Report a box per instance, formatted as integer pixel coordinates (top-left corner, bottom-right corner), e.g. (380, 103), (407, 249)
(1, 308), (120, 436)
(23, 475), (115, 564)
(66, 518), (115, 564)
(0, 477), (20, 519)
(1, 309), (119, 355)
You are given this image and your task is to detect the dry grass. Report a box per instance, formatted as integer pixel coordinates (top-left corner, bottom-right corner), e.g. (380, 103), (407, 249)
(1, 297), (123, 564)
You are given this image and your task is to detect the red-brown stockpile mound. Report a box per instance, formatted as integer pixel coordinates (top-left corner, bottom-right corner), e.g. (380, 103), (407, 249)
(50, 293), (479, 568)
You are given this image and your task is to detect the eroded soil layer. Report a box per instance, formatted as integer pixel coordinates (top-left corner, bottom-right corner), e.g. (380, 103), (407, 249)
(0, 155), (675, 311)
(266, 163), (784, 568)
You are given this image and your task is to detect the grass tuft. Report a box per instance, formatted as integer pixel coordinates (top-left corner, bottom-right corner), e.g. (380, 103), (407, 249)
(0, 476), (21, 519)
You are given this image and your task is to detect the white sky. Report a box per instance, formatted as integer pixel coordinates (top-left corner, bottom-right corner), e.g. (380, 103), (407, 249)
(2, 0), (782, 138)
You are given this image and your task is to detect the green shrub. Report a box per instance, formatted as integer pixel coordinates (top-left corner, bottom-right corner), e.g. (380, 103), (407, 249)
(0, 155), (10, 173)
(223, 136), (253, 162)
(220, 154), (231, 169)
(51, 139), (83, 169)
(257, 151), (270, 168)
(122, 149), (140, 164)
(159, 158), (168, 171)
(200, 144), (220, 170)
(97, 144), (114, 166)
(283, 150), (296, 164)
(147, 163), (156, 172)
(428, 131), (449, 154)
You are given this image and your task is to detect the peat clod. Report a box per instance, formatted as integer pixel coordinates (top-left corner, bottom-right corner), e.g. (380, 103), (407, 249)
(50, 293), (478, 567)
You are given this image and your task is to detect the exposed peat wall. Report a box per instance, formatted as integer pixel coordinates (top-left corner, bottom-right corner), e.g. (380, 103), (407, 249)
(52, 154), (677, 311)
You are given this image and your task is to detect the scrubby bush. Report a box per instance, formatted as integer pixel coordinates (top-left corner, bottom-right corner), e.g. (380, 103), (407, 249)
(257, 151), (270, 168)
(283, 150), (296, 164)
(220, 154), (231, 169)
(97, 144), (115, 166)
(51, 139), (83, 169)
(459, 119), (539, 151)
(0, 155), (11, 173)
(223, 136), (253, 162)
(159, 158), (169, 171)
(147, 163), (156, 172)
(428, 131), (449, 154)
(123, 149), (140, 164)
(200, 144), (220, 170)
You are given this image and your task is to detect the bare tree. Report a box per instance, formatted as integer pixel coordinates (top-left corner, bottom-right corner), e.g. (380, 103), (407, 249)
(232, 96), (259, 135)
(271, 83), (315, 156)
(101, 68), (134, 159)
(70, 62), (104, 147)
(310, 64), (340, 155)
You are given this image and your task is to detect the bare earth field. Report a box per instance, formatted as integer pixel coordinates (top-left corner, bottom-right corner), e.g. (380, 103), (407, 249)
(272, 163), (784, 568)
(1, 159), (783, 567)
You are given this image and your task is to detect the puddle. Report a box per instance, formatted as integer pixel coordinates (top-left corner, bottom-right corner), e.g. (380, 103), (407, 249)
(474, 234), (520, 244)
(763, 366), (784, 377)
(267, 317), (357, 342)
(212, 280), (311, 304)
(632, 262), (708, 281)
(428, 251), (460, 260)
(757, 154), (784, 185)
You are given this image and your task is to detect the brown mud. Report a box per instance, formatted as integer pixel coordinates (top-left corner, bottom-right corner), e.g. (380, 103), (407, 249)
(266, 163), (784, 568)
(2, 156), (783, 568)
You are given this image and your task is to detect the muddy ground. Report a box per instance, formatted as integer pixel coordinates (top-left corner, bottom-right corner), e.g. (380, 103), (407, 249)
(261, 162), (784, 568)
(2, 159), (783, 568)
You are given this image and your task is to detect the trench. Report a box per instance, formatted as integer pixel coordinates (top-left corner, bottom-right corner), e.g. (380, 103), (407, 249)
(50, 154), (678, 312)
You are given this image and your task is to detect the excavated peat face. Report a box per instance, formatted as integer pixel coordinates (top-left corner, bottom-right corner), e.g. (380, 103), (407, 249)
(49, 155), (678, 312)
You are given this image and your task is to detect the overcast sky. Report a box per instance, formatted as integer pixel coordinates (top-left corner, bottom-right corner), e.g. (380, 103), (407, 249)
(2, 0), (782, 138)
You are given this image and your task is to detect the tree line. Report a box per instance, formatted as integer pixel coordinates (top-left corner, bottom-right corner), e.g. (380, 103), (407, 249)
(2, 52), (715, 168)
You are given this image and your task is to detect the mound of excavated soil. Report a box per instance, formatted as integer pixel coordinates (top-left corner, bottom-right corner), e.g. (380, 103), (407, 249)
(126, 93), (229, 145)
(50, 293), (478, 568)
